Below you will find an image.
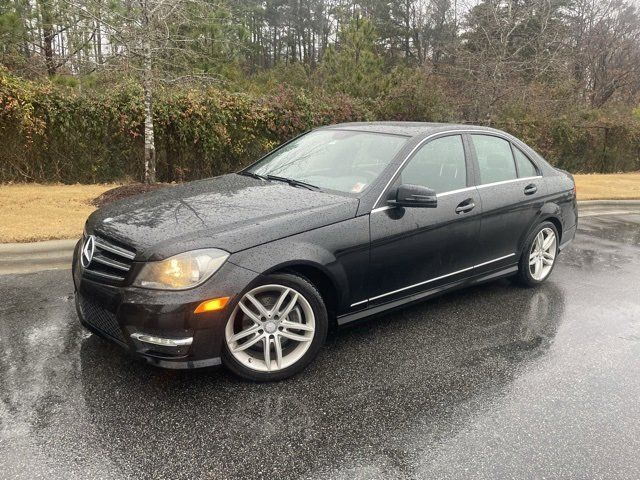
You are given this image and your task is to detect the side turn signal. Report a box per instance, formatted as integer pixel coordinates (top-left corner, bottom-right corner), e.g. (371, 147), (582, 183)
(194, 297), (230, 314)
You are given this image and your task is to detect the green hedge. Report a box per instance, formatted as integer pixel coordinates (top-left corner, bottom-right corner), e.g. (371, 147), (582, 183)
(1, 69), (638, 184)
(0, 71), (372, 183)
(496, 116), (640, 173)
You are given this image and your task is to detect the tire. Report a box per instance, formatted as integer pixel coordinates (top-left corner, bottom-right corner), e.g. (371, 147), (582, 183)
(222, 273), (328, 381)
(514, 221), (560, 287)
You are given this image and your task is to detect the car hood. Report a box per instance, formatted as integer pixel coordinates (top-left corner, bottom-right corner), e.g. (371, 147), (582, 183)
(87, 174), (359, 261)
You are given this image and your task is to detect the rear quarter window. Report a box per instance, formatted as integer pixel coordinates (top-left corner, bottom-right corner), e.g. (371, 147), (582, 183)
(513, 147), (539, 178)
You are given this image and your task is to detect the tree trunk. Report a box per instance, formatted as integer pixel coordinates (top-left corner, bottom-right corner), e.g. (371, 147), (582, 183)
(43, 25), (56, 75)
(37, 0), (56, 76)
(95, 0), (103, 66)
(143, 40), (156, 184)
(14, 0), (31, 58)
(404, 0), (411, 59)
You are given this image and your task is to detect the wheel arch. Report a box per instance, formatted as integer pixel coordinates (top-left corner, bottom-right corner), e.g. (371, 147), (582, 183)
(518, 204), (564, 257)
(228, 228), (358, 316)
(266, 261), (341, 327)
(538, 200), (564, 243)
(542, 215), (563, 242)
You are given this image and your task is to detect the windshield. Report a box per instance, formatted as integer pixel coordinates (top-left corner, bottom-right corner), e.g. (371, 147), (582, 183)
(245, 129), (409, 194)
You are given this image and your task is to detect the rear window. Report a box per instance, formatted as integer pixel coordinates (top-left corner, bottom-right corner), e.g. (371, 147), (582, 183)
(471, 135), (517, 185)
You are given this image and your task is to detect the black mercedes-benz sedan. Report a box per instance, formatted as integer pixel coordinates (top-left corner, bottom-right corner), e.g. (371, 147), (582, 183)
(73, 122), (577, 381)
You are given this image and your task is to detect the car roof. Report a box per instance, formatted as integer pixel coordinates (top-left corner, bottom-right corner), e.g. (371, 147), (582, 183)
(321, 121), (504, 138)
(320, 121), (554, 173)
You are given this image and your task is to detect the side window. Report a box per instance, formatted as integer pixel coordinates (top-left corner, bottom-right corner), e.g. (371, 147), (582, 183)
(400, 135), (467, 193)
(513, 146), (539, 178)
(471, 135), (517, 184)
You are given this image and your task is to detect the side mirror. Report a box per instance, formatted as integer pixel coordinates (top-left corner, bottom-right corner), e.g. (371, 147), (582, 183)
(389, 184), (437, 208)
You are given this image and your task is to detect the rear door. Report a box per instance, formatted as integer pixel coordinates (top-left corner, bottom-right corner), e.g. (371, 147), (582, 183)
(367, 134), (483, 305)
(469, 134), (547, 273)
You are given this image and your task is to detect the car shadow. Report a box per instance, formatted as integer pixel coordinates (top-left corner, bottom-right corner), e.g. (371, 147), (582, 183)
(78, 279), (565, 479)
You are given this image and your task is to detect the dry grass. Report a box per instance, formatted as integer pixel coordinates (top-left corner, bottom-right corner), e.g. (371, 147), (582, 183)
(574, 172), (640, 200)
(1, 174), (639, 243)
(0, 184), (118, 243)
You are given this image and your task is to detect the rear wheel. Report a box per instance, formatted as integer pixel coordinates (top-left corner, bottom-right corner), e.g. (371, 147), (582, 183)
(514, 221), (559, 287)
(222, 273), (328, 381)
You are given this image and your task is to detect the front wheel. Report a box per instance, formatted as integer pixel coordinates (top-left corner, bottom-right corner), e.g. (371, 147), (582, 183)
(222, 273), (328, 381)
(514, 221), (559, 287)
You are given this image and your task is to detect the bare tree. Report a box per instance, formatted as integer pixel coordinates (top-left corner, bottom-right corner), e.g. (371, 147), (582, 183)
(453, 0), (567, 121)
(568, 0), (640, 107)
(63, 0), (236, 183)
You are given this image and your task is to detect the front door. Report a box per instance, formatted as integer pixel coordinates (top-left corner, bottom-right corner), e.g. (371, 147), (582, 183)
(368, 134), (483, 306)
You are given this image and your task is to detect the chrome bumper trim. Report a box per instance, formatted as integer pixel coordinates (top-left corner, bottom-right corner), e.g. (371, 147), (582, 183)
(130, 333), (193, 347)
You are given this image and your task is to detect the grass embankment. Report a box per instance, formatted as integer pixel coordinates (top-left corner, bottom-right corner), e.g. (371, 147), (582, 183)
(1, 173), (639, 243)
(0, 184), (118, 243)
(573, 173), (640, 200)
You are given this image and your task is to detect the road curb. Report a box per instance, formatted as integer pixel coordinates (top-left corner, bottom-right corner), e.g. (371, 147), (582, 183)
(0, 238), (77, 256)
(578, 200), (640, 207)
(0, 239), (77, 275)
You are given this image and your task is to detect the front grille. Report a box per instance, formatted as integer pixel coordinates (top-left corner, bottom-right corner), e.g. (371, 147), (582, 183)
(82, 234), (136, 285)
(79, 295), (125, 343)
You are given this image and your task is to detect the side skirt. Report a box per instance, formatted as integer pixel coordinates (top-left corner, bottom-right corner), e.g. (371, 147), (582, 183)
(337, 265), (518, 326)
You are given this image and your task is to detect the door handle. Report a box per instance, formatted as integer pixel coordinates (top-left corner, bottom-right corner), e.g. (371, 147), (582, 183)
(455, 200), (475, 214)
(524, 184), (538, 195)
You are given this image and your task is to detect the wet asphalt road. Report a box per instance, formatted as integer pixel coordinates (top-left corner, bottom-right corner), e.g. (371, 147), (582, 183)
(1, 211), (640, 480)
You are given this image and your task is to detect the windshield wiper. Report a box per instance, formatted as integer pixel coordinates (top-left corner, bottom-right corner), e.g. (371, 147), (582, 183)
(238, 171), (267, 180)
(265, 175), (320, 191)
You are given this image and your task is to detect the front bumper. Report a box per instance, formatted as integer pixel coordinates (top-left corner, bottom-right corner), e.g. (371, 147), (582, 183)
(72, 240), (259, 369)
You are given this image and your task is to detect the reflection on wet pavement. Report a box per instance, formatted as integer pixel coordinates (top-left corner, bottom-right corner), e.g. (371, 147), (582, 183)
(1, 213), (640, 479)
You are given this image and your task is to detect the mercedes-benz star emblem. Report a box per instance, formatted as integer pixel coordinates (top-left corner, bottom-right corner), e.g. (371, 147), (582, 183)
(81, 235), (95, 268)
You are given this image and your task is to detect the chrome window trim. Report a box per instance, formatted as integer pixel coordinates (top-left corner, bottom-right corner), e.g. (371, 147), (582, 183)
(372, 128), (543, 210)
(371, 177), (542, 214)
(371, 205), (393, 214)
(436, 186), (477, 197)
(475, 176), (542, 189)
(350, 253), (516, 307)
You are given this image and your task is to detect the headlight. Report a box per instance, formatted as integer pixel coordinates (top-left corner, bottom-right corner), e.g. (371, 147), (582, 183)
(132, 249), (229, 290)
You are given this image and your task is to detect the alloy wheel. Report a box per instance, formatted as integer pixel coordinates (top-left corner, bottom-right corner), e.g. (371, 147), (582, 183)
(529, 227), (557, 281)
(225, 284), (316, 372)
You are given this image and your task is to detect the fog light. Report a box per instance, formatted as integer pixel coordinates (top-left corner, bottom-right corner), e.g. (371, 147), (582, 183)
(194, 296), (230, 314)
